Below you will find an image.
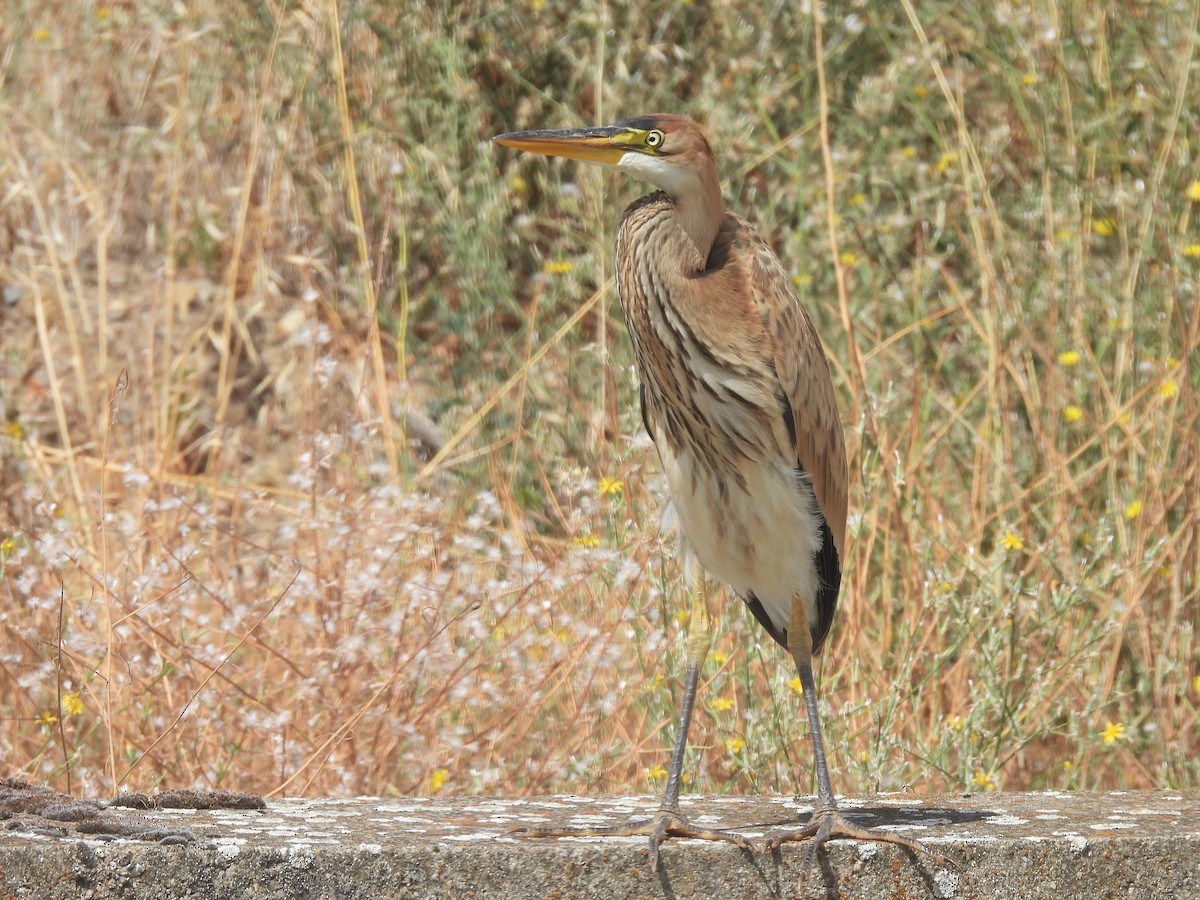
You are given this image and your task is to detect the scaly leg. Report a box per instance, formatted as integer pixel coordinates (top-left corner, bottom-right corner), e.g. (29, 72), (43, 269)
(762, 593), (952, 881)
(513, 571), (754, 871)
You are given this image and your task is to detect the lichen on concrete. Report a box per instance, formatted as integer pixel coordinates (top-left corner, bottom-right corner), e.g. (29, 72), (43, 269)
(2, 786), (1198, 898)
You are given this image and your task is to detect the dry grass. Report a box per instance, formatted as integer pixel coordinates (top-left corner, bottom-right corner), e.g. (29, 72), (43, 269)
(1, 0), (1197, 802)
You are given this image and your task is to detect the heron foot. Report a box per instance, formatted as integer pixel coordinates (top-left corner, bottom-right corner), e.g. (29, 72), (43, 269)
(511, 805), (756, 872)
(763, 805), (954, 883)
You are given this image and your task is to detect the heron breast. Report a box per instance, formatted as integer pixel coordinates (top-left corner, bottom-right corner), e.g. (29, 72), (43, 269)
(654, 436), (825, 637)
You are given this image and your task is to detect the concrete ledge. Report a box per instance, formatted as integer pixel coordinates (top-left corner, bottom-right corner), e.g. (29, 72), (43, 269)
(2, 783), (1198, 898)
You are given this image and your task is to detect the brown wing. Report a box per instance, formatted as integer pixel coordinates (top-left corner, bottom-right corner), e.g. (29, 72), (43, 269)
(736, 219), (848, 654)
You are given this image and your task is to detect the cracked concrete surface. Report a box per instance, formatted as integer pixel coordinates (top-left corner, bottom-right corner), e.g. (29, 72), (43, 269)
(1, 788), (1197, 898)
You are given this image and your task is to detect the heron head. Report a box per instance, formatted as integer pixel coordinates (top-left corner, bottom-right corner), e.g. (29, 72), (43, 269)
(493, 114), (717, 200)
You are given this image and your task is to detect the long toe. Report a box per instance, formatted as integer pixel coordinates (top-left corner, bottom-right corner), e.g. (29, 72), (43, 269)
(765, 807), (954, 883)
(513, 807), (757, 873)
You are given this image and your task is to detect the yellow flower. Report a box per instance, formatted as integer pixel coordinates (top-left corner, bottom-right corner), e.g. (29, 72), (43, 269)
(712, 651), (728, 664)
(598, 477), (624, 496)
(1062, 759), (1074, 771)
(712, 697), (735, 712)
(1063, 405), (1084, 423)
(1192, 674), (1200, 694)
(839, 251), (859, 267)
(33, 27), (50, 41)
(1054, 227), (1074, 242)
(508, 174), (528, 195)
(914, 85), (930, 98)
(36, 710), (59, 729)
(1183, 243), (1200, 257)
(1092, 218), (1116, 237)
(1021, 73), (1039, 85)
(1159, 379), (1179, 399)
(430, 768), (450, 792)
(947, 715), (965, 732)
(1187, 180), (1200, 202)
(1000, 530), (1025, 551)
(901, 146), (917, 159)
(787, 676), (804, 696)
(674, 609), (690, 624)
(646, 764), (668, 780)
(848, 193), (867, 206)
(573, 533), (600, 548)
(95, 7), (111, 19)
(1057, 349), (1081, 367)
(543, 260), (573, 275)
(1101, 721), (1125, 745)
(725, 737), (745, 754)
(0, 537), (14, 557)
(61, 692), (84, 716)
(5, 420), (23, 439)
(1123, 500), (1143, 521)
(791, 272), (812, 287)
(932, 152), (954, 174)
(971, 768), (997, 791)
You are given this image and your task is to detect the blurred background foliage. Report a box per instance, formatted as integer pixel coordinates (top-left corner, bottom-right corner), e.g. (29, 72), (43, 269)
(0, 0), (1196, 800)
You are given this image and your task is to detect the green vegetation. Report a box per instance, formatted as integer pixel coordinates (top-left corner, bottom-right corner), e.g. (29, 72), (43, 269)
(0, 0), (1196, 801)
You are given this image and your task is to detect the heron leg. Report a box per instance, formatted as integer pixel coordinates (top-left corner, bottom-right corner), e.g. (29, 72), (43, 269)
(762, 594), (952, 881)
(662, 566), (717, 802)
(512, 572), (755, 870)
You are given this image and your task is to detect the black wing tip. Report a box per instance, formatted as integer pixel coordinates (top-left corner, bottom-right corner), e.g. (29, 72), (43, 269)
(810, 519), (841, 656)
(743, 591), (789, 651)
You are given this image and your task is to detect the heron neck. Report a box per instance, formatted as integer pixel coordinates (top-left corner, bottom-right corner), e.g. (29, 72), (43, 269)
(671, 173), (724, 271)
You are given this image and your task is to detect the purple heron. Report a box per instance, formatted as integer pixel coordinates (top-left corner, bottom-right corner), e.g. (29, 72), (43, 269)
(493, 115), (946, 879)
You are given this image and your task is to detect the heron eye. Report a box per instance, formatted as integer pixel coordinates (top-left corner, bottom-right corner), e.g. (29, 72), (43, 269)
(645, 129), (665, 149)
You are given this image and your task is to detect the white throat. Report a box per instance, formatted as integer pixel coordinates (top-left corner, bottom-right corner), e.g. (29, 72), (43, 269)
(616, 152), (695, 196)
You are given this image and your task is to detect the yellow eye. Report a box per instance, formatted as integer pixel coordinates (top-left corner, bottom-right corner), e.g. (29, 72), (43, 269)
(645, 129), (665, 149)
